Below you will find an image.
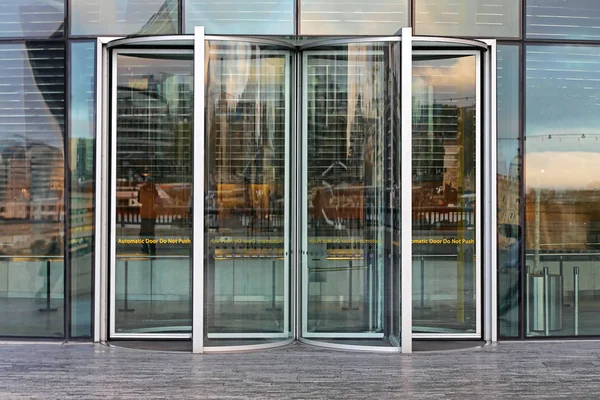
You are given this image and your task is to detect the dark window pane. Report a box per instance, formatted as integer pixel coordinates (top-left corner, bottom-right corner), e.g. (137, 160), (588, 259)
(69, 41), (95, 338)
(525, 45), (600, 337)
(184, 0), (293, 34)
(497, 45), (520, 338)
(0, 1), (63, 38)
(300, 0), (408, 35)
(527, 0), (600, 40)
(71, 0), (178, 36)
(415, 0), (520, 38)
(0, 42), (65, 337)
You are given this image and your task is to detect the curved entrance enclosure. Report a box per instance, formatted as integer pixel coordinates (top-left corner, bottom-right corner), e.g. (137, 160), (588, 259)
(100, 30), (495, 353)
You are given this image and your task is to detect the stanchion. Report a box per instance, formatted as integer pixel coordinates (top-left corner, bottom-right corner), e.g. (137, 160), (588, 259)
(543, 267), (550, 337)
(574, 266), (579, 336)
(526, 265), (530, 335)
(265, 259), (281, 311)
(415, 256), (430, 310)
(119, 260), (135, 312)
(342, 259), (358, 310)
(559, 256), (565, 306)
(39, 259), (57, 312)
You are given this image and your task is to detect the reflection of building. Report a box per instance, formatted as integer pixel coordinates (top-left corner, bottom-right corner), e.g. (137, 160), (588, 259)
(0, 142), (63, 221)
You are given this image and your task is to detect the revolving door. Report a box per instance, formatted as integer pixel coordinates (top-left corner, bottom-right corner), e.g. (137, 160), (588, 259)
(97, 28), (496, 353)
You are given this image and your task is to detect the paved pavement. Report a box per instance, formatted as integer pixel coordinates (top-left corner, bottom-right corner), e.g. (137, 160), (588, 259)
(1, 340), (600, 399)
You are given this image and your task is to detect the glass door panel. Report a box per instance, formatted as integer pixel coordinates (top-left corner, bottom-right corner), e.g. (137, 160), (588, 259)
(412, 53), (480, 336)
(203, 41), (292, 346)
(302, 42), (402, 347)
(111, 52), (194, 336)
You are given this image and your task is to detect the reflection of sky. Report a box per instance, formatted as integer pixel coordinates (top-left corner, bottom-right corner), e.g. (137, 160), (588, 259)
(497, 45), (520, 176)
(0, 0), (63, 37)
(71, 0), (177, 35)
(526, 45), (600, 189)
(0, 43), (63, 152)
(185, 0), (294, 34)
(527, 0), (600, 40)
(415, 0), (519, 38)
(70, 42), (95, 140)
(300, 0), (408, 35)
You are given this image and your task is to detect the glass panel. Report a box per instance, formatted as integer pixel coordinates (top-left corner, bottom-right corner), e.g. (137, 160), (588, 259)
(415, 0), (520, 38)
(71, 0), (178, 36)
(184, 0), (293, 34)
(412, 54), (478, 335)
(113, 53), (193, 334)
(526, 45), (600, 337)
(204, 41), (292, 346)
(527, 0), (600, 40)
(497, 45), (520, 338)
(69, 41), (95, 338)
(303, 42), (401, 347)
(0, 0), (63, 38)
(0, 42), (65, 337)
(299, 0), (409, 35)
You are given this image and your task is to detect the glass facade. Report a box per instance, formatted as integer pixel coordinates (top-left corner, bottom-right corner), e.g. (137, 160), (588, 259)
(299, 0), (409, 35)
(0, 0), (599, 346)
(415, 0), (520, 38)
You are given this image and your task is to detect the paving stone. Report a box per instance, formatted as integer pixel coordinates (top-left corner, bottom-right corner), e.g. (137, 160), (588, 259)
(1, 341), (600, 398)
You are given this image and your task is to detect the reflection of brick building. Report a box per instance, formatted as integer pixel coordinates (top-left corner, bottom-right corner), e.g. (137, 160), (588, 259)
(0, 143), (63, 220)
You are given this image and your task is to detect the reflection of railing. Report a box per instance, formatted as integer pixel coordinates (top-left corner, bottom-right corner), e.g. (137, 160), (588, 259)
(413, 206), (475, 229)
(117, 205), (191, 226)
(0, 256), (64, 312)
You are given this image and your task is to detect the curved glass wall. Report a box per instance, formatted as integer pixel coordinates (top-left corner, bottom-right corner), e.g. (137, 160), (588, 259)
(104, 35), (489, 351)
(112, 51), (194, 335)
(203, 40), (293, 347)
(412, 52), (480, 336)
(301, 40), (402, 348)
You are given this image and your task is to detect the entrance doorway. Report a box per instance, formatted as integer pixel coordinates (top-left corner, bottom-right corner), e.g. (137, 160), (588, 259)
(98, 29), (496, 352)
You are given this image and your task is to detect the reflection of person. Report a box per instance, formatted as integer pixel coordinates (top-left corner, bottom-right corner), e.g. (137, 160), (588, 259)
(138, 178), (161, 255)
(498, 224), (520, 318)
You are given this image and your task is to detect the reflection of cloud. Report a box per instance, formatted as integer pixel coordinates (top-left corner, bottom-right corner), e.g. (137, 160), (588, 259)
(526, 151), (600, 190)
(414, 56), (477, 95)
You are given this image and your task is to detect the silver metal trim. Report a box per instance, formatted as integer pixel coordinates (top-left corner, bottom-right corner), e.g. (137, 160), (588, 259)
(299, 337), (402, 353)
(193, 26), (206, 354)
(303, 332), (385, 339)
(412, 36), (489, 50)
(207, 333), (289, 339)
(94, 38), (103, 343)
(111, 333), (192, 339)
(412, 49), (482, 340)
(203, 338), (295, 353)
(412, 333), (481, 339)
(481, 39), (498, 343)
(300, 36), (402, 50)
(284, 52), (292, 336)
(300, 50), (308, 339)
(476, 50), (483, 337)
(109, 50), (117, 338)
(400, 26), (413, 354)
(108, 35), (193, 48)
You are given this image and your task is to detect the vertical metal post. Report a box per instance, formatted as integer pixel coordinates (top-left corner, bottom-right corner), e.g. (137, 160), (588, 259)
(192, 26), (206, 353)
(525, 265), (530, 335)
(265, 259), (281, 311)
(119, 260), (134, 312)
(342, 260), (358, 310)
(400, 26), (413, 354)
(39, 259), (58, 312)
(415, 256), (429, 310)
(574, 266), (579, 336)
(543, 266), (549, 336)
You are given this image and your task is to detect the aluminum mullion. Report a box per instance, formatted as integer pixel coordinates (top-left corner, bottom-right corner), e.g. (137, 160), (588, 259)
(400, 26), (413, 354)
(192, 26), (205, 354)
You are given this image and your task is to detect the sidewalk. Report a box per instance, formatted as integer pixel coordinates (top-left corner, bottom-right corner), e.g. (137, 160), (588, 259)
(1, 340), (600, 399)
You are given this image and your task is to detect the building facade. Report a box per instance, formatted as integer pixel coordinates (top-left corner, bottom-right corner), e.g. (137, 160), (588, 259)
(0, 0), (595, 351)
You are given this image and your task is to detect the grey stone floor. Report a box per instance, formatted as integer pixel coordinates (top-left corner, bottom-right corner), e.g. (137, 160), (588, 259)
(1, 341), (600, 399)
